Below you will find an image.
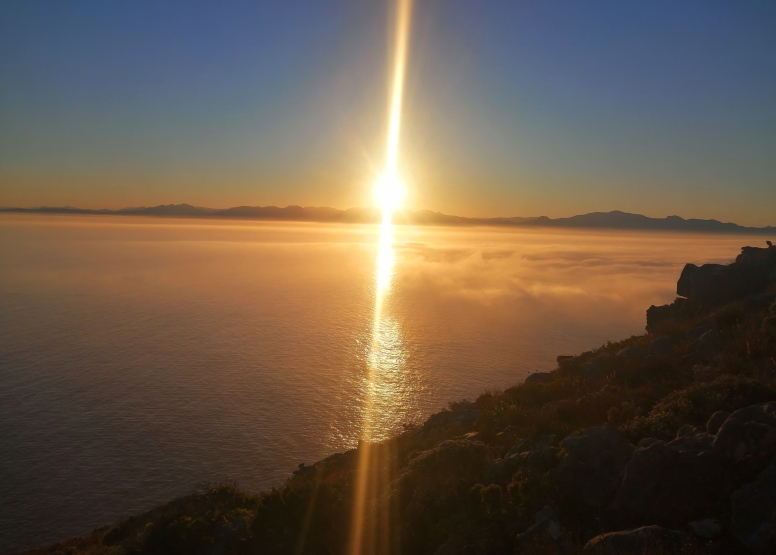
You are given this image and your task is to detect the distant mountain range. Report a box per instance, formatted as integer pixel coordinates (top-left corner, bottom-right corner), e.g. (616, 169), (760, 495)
(2, 204), (773, 234)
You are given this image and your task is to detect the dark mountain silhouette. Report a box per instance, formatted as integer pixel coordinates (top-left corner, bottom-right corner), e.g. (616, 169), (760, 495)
(2, 205), (773, 234)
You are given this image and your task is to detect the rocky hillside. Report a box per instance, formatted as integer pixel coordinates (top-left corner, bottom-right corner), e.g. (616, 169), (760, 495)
(20, 243), (776, 555)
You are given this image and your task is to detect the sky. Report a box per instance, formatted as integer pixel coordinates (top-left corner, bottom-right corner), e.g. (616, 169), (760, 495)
(1, 0), (775, 225)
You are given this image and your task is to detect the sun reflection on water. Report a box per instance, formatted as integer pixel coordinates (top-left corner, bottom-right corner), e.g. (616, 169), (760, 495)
(358, 217), (411, 442)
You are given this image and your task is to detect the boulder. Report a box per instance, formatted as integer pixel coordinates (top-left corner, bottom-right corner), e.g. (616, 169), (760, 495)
(731, 454), (776, 553)
(549, 425), (635, 509)
(713, 403), (776, 462)
(583, 525), (692, 554)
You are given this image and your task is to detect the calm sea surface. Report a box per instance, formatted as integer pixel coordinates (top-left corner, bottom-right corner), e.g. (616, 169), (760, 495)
(0, 214), (766, 551)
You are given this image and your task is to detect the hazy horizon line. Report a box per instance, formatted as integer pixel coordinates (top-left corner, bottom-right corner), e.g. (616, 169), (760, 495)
(2, 203), (775, 234)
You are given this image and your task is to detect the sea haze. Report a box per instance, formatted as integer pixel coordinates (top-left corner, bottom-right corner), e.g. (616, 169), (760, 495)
(0, 214), (766, 551)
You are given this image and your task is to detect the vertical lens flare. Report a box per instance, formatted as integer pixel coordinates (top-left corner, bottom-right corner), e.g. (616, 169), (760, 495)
(352, 2), (414, 554)
(373, 0), (412, 222)
(348, 220), (396, 555)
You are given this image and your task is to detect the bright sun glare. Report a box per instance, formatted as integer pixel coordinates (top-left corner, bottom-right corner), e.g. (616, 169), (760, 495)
(373, 171), (407, 215)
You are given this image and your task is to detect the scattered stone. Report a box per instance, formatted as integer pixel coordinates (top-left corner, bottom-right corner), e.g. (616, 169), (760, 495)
(706, 411), (730, 435)
(583, 525), (692, 554)
(687, 518), (721, 539)
(731, 454), (776, 553)
(525, 372), (552, 384)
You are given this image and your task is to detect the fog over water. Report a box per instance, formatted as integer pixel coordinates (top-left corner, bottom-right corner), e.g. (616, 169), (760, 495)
(0, 214), (764, 551)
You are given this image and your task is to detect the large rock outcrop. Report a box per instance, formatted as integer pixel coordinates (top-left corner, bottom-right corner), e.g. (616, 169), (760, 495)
(677, 244), (776, 306)
(648, 243), (776, 332)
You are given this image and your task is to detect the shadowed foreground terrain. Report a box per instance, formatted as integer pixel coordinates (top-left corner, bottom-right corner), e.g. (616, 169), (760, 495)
(20, 243), (776, 555)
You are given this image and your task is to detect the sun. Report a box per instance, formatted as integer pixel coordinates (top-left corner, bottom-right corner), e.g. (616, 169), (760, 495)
(373, 171), (407, 215)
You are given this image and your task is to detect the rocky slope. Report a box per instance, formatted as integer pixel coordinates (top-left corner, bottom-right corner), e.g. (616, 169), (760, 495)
(19, 243), (776, 555)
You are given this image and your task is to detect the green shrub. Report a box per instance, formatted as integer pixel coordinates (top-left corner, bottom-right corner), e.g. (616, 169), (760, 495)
(621, 375), (776, 441)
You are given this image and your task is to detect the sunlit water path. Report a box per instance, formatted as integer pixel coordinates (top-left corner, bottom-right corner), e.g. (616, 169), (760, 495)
(0, 214), (766, 551)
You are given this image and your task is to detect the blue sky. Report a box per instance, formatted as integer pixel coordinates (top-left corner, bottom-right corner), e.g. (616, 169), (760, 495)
(1, 0), (775, 225)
